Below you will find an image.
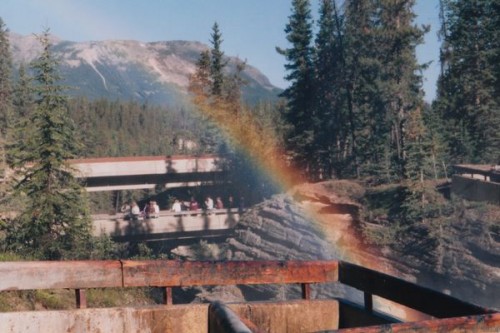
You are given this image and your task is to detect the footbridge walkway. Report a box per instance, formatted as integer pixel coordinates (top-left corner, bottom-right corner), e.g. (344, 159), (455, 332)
(70, 154), (227, 192)
(92, 208), (241, 242)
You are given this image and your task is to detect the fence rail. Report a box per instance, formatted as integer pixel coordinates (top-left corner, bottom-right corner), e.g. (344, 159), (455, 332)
(0, 260), (491, 315)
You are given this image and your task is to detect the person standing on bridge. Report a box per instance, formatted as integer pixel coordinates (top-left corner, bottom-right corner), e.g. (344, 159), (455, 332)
(215, 196), (224, 209)
(205, 196), (214, 211)
(189, 197), (199, 211)
(152, 201), (160, 218)
(130, 201), (141, 220)
(171, 199), (182, 213)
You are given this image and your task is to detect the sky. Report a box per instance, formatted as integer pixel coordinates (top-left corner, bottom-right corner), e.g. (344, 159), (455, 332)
(0, 0), (441, 102)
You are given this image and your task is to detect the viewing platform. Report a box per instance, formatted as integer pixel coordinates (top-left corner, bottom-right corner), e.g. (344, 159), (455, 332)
(0, 260), (498, 332)
(452, 164), (500, 204)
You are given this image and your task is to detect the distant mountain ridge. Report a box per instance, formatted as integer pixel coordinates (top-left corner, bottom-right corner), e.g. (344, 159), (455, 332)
(8, 32), (282, 107)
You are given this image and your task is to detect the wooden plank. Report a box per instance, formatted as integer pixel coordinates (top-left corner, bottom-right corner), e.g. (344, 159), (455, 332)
(333, 312), (500, 332)
(338, 262), (492, 318)
(0, 261), (122, 291)
(122, 260), (339, 287)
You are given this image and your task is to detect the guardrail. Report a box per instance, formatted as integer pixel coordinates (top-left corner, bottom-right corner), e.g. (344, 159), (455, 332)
(0, 260), (497, 332)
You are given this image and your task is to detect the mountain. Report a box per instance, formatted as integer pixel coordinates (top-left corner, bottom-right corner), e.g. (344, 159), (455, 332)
(8, 32), (282, 107)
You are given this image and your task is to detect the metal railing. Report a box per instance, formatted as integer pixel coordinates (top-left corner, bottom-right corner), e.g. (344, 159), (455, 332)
(0, 260), (498, 332)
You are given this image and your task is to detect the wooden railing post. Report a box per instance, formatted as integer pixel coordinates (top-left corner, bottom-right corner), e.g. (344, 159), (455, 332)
(163, 287), (173, 305)
(301, 283), (311, 300)
(75, 289), (87, 309)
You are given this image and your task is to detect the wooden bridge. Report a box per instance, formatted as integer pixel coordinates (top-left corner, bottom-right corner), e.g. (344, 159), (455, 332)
(0, 260), (498, 332)
(92, 208), (241, 242)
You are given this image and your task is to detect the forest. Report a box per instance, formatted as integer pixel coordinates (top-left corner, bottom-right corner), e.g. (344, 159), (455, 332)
(0, 0), (498, 262)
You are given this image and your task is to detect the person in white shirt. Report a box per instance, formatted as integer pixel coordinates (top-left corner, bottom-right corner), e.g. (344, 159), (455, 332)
(171, 199), (182, 213)
(205, 196), (214, 210)
(130, 201), (141, 219)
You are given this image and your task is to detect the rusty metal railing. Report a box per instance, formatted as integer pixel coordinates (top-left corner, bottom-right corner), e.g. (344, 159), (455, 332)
(0, 259), (498, 332)
(0, 260), (338, 308)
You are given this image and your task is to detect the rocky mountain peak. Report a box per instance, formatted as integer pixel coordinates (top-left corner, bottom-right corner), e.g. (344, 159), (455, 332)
(8, 32), (281, 106)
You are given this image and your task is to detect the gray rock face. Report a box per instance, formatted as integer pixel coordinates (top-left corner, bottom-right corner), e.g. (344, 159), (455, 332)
(228, 198), (335, 261)
(172, 181), (499, 310)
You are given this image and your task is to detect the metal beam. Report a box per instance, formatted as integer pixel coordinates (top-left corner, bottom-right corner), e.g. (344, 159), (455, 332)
(338, 262), (492, 318)
(122, 260), (339, 287)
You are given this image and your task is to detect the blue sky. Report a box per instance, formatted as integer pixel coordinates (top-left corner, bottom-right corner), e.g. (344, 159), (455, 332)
(1, 0), (440, 102)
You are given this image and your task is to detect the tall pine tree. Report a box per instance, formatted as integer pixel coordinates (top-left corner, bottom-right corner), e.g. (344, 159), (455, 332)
(344, 0), (386, 180)
(0, 18), (13, 180)
(210, 22), (226, 99)
(435, 0), (500, 164)
(377, 0), (428, 180)
(7, 30), (91, 259)
(314, 0), (349, 179)
(277, 0), (316, 180)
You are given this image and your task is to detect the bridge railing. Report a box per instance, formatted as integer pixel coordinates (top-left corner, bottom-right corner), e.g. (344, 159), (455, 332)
(93, 208), (243, 220)
(0, 260), (492, 316)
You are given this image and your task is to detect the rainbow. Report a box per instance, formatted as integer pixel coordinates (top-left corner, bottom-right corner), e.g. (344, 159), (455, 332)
(191, 95), (387, 271)
(191, 95), (430, 321)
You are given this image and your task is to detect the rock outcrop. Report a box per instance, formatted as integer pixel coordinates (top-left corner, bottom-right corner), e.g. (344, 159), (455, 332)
(171, 180), (499, 310)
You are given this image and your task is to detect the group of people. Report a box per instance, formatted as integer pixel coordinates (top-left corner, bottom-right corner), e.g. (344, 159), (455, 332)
(171, 195), (242, 213)
(122, 194), (245, 219)
(122, 200), (160, 220)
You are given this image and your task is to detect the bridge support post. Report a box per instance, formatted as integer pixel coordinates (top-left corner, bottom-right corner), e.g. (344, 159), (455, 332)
(301, 283), (311, 300)
(75, 289), (87, 309)
(162, 287), (173, 305)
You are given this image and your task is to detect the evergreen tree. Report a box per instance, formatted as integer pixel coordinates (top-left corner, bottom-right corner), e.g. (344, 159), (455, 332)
(13, 63), (34, 119)
(314, 0), (351, 179)
(0, 18), (13, 179)
(0, 18), (12, 132)
(344, 0), (385, 180)
(435, 0), (500, 164)
(7, 30), (91, 259)
(6, 64), (35, 169)
(277, 0), (316, 181)
(189, 50), (212, 102)
(376, 0), (427, 180)
(401, 105), (433, 223)
(344, 0), (427, 182)
(210, 22), (226, 98)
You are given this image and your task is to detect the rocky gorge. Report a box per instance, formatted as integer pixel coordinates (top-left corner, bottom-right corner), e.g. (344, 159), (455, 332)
(171, 180), (500, 312)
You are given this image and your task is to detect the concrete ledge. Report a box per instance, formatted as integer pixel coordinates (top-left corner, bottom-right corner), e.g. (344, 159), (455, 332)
(0, 304), (209, 333)
(0, 300), (339, 333)
(228, 299), (339, 333)
(451, 175), (500, 204)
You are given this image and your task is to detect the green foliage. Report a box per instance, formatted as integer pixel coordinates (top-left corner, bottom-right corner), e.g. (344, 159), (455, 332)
(277, 0), (316, 180)
(314, 0), (351, 179)
(434, 0), (500, 164)
(34, 290), (68, 310)
(210, 22), (226, 98)
(6, 30), (92, 259)
(0, 17), (13, 180)
(0, 18), (12, 133)
(277, 0), (428, 183)
(66, 97), (210, 157)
